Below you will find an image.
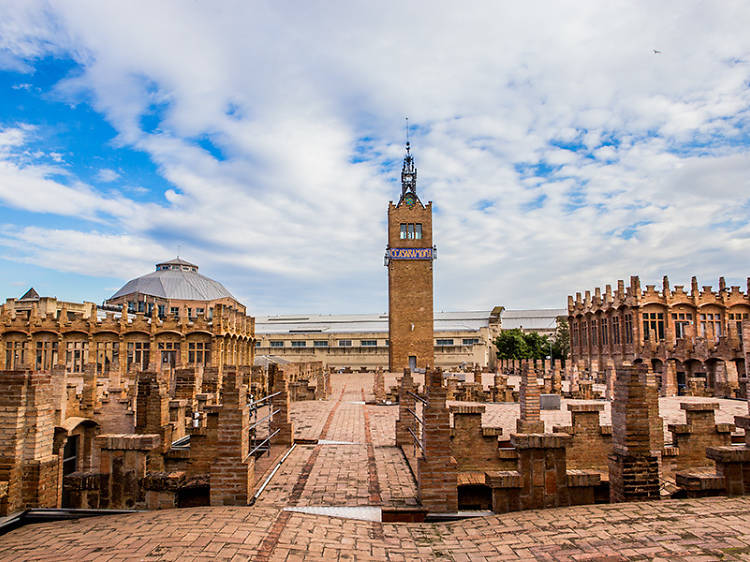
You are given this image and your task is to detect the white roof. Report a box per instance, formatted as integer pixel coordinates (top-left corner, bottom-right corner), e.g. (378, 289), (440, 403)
(256, 311), (494, 335)
(501, 308), (567, 330)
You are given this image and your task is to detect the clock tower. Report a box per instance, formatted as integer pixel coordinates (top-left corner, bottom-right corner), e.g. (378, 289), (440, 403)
(386, 140), (435, 371)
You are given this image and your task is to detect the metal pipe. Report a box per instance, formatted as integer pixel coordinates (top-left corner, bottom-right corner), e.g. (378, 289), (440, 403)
(407, 427), (424, 452)
(248, 409), (280, 431)
(249, 391), (281, 408)
(407, 408), (423, 425)
(407, 391), (427, 404)
(248, 442), (297, 506)
(247, 428), (281, 458)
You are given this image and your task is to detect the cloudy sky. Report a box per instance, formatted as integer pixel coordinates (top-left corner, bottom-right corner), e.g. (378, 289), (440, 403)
(1, 2), (749, 314)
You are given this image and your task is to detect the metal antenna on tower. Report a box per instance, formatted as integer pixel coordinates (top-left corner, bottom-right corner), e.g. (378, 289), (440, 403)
(405, 116), (410, 152)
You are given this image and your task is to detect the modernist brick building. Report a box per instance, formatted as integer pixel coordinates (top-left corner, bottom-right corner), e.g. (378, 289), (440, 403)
(2, 260), (255, 376)
(386, 141), (436, 371)
(568, 275), (750, 397)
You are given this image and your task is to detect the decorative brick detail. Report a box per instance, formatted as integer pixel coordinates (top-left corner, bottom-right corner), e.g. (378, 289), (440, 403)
(95, 433), (161, 509)
(554, 403), (611, 471)
(517, 364), (545, 434)
(609, 364), (661, 503)
(510, 433), (572, 509)
(668, 403), (733, 470)
(174, 367), (200, 403)
(706, 446), (750, 495)
(417, 369), (457, 513)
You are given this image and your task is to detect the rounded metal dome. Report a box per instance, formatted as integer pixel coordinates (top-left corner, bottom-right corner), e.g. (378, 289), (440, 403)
(110, 258), (236, 302)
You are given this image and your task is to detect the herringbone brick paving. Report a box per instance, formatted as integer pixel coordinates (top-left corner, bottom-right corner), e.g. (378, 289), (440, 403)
(2, 373), (750, 560)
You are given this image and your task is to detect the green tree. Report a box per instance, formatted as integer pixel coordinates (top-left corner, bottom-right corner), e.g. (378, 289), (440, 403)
(550, 318), (570, 360)
(494, 329), (551, 360)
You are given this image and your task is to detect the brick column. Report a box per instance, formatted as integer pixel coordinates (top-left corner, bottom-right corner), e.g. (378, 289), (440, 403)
(269, 365), (294, 446)
(373, 367), (386, 404)
(51, 364), (68, 425)
(395, 369), (416, 448)
(605, 362), (616, 400)
(661, 359), (677, 397)
(551, 359), (562, 394)
(81, 363), (98, 416)
(517, 364), (545, 434)
(210, 367), (253, 505)
(96, 434), (161, 509)
(417, 369), (457, 513)
(174, 367), (199, 403)
(135, 371), (169, 435)
(609, 364), (661, 503)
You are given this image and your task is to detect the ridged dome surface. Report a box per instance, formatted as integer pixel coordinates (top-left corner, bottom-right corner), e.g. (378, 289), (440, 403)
(110, 258), (236, 301)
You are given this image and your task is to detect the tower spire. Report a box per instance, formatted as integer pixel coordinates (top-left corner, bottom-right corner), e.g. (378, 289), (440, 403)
(401, 117), (417, 199)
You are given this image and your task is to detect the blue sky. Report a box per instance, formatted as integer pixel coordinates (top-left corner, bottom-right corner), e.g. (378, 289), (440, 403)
(1, 2), (750, 314)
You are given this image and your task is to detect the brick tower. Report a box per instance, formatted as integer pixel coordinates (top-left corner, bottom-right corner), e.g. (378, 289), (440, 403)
(386, 138), (435, 371)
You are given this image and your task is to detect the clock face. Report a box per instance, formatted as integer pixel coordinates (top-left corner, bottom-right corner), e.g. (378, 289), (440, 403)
(404, 194), (415, 207)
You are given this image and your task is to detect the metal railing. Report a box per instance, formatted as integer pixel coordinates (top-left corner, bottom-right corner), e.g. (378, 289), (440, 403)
(247, 391), (282, 458)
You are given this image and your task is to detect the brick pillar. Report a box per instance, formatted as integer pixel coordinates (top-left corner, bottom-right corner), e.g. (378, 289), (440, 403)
(269, 365), (294, 446)
(724, 360), (740, 399)
(609, 364), (661, 503)
(395, 369), (415, 448)
(174, 367), (199, 403)
(605, 362), (616, 400)
(417, 369), (457, 513)
(135, 371), (169, 435)
(315, 367), (327, 400)
(0, 370), (60, 513)
(446, 377), (458, 401)
(551, 360), (562, 394)
(570, 364), (580, 396)
(202, 366), (220, 396)
(373, 367), (386, 404)
(81, 363), (98, 416)
(0, 371), (28, 514)
(210, 367), (254, 506)
(473, 366), (482, 386)
(661, 359), (677, 397)
(51, 364), (68, 425)
(517, 364), (545, 434)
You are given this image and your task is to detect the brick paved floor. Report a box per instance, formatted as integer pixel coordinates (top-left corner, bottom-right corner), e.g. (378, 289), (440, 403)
(3, 372), (750, 560)
(3, 497), (750, 560)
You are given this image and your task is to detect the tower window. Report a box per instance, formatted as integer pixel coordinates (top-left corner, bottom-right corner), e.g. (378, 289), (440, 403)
(400, 223), (423, 240)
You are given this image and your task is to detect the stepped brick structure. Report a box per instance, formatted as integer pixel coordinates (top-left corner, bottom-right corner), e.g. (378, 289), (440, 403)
(569, 275), (750, 398)
(417, 369), (457, 512)
(609, 365), (662, 503)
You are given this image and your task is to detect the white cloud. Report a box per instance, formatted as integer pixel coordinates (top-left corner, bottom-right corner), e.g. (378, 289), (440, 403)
(96, 168), (119, 182)
(1, 2), (750, 312)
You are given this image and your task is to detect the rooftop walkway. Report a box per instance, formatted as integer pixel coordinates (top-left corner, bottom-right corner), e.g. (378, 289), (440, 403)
(2, 373), (749, 560)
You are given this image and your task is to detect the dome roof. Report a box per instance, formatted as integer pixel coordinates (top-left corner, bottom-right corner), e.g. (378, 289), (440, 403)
(109, 258), (236, 302)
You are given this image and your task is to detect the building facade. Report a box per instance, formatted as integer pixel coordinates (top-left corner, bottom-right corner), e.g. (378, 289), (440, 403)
(2, 259), (255, 377)
(568, 275), (750, 397)
(386, 142), (435, 371)
(255, 309), (503, 370)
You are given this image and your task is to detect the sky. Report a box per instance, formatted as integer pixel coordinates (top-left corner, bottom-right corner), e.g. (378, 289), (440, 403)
(1, 2), (750, 315)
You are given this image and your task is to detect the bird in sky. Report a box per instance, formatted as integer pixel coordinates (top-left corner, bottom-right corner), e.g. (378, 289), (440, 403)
(653, 49), (662, 54)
